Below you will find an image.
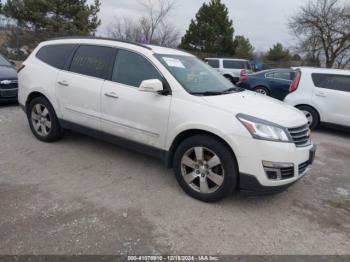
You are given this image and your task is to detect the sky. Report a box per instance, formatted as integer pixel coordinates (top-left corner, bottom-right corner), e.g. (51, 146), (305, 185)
(96, 0), (308, 52)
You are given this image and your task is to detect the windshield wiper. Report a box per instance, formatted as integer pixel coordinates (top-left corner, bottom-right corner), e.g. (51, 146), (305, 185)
(190, 87), (244, 96)
(190, 91), (225, 96)
(221, 87), (244, 93)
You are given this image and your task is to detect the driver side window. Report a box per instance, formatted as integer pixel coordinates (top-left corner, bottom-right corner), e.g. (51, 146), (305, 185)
(112, 49), (162, 88)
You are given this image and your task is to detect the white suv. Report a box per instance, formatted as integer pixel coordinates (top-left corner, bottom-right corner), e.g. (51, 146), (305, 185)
(285, 67), (350, 130)
(206, 58), (252, 83)
(18, 37), (316, 202)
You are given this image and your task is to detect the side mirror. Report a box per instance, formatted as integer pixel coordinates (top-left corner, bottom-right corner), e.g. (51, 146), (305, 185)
(139, 79), (164, 93)
(10, 60), (16, 67)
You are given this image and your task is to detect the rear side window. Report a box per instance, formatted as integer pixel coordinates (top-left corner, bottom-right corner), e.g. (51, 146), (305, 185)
(266, 71), (295, 81)
(70, 45), (116, 79)
(36, 44), (76, 69)
(223, 60), (246, 69)
(312, 73), (350, 93)
(207, 59), (219, 68)
(112, 49), (162, 87)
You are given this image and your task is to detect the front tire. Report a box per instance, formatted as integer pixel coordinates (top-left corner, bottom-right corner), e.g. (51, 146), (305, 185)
(173, 135), (238, 202)
(27, 96), (63, 142)
(296, 105), (319, 130)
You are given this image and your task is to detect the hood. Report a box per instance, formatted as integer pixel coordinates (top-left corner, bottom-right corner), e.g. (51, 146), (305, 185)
(0, 66), (17, 80)
(201, 90), (307, 128)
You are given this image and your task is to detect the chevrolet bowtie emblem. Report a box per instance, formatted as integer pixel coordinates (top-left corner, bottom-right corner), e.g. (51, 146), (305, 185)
(0, 80), (13, 85)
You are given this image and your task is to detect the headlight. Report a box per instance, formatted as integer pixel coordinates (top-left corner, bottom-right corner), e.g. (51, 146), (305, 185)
(237, 114), (291, 142)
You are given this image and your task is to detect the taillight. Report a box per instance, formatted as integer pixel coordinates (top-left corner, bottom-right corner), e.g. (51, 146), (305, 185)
(240, 69), (249, 81)
(289, 71), (301, 93)
(17, 64), (25, 73)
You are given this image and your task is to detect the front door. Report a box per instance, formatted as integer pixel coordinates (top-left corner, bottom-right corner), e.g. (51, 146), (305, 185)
(101, 49), (171, 149)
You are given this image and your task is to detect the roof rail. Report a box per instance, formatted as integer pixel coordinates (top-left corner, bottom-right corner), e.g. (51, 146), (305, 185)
(49, 36), (153, 50)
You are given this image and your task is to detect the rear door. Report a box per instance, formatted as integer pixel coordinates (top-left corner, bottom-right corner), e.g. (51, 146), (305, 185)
(222, 60), (245, 78)
(56, 45), (116, 130)
(311, 73), (350, 126)
(101, 49), (171, 149)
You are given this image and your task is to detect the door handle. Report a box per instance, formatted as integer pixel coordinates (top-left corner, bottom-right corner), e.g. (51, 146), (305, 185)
(104, 92), (119, 99)
(58, 81), (69, 87)
(315, 92), (327, 97)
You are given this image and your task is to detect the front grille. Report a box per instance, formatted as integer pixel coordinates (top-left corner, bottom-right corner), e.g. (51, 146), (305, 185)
(299, 161), (309, 175)
(288, 124), (311, 147)
(0, 80), (18, 89)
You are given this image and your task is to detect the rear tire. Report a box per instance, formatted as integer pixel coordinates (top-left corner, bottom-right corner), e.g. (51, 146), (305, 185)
(254, 86), (269, 96)
(27, 96), (63, 142)
(296, 105), (319, 130)
(173, 135), (238, 202)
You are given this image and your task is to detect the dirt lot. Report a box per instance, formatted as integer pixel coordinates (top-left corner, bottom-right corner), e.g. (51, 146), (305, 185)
(0, 105), (349, 255)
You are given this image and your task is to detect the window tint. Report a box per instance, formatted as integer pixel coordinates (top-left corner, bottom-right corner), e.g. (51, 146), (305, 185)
(223, 60), (247, 69)
(112, 49), (162, 87)
(207, 59), (219, 68)
(312, 73), (350, 93)
(36, 44), (76, 69)
(266, 71), (294, 81)
(70, 45), (115, 79)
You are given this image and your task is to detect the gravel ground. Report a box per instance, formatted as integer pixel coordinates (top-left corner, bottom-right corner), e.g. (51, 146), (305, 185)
(0, 105), (349, 255)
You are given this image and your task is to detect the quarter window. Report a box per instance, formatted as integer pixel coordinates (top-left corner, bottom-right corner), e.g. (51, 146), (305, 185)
(312, 73), (350, 93)
(112, 49), (162, 87)
(36, 44), (76, 70)
(69, 45), (115, 79)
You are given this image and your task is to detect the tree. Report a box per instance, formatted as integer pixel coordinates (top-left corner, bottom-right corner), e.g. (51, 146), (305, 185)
(107, 0), (180, 47)
(233, 35), (254, 59)
(266, 43), (290, 61)
(3, 0), (101, 48)
(289, 0), (350, 68)
(180, 0), (235, 55)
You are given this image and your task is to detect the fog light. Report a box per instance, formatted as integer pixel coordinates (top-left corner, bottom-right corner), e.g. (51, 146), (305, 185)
(266, 170), (278, 180)
(262, 161), (294, 181)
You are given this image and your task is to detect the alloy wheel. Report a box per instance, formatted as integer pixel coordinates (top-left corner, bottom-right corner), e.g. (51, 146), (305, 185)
(181, 147), (225, 194)
(302, 110), (313, 127)
(255, 88), (267, 95)
(31, 104), (52, 137)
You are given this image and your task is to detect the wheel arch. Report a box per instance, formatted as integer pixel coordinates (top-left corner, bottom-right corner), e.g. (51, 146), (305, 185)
(25, 91), (49, 114)
(295, 104), (322, 122)
(165, 129), (238, 171)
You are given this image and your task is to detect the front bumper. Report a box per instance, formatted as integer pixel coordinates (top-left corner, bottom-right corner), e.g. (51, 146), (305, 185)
(0, 88), (18, 102)
(239, 144), (316, 195)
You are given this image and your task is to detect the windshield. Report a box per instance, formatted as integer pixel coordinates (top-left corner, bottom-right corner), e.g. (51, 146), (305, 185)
(0, 54), (11, 67)
(155, 54), (243, 95)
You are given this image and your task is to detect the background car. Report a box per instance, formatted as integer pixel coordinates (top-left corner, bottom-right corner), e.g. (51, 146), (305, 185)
(0, 53), (18, 104)
(284, 67), (350, 130)
(205, 58), (252, 84)
(238, 69), (296, 100)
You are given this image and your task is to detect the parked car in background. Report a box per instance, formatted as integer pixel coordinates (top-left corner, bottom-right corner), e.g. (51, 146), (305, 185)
(238, 69), (296, 101)
(205, 58), (252, 84)
(18, 37), (315, 202)
(0, 53), (18, 104)
(284, 67), (350, 130)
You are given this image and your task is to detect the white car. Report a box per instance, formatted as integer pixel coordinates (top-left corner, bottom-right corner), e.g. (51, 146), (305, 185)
(205, 58), (252, 84)
(285, 67), (350, 130)
(18, 37), (315, 202)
